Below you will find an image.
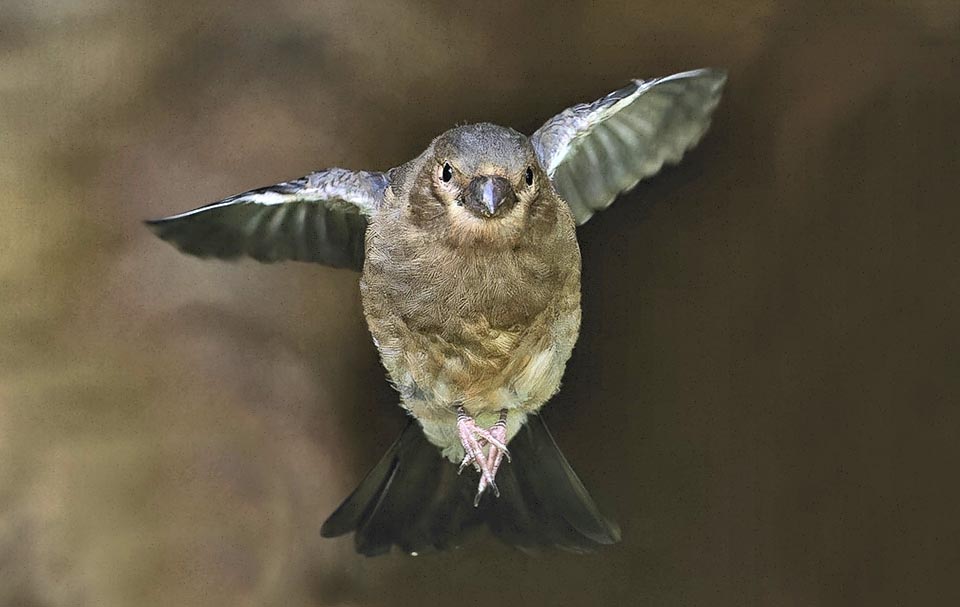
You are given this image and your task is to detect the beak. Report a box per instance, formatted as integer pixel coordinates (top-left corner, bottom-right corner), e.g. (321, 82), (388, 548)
(463, 175), (517, 218)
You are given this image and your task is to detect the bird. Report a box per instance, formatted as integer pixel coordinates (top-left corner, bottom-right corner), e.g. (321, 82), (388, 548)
(146, 68), (727, 556)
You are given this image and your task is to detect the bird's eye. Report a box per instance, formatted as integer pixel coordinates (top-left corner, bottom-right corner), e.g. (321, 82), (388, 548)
(525, 166), (534, 186)
(441, 162), (453, 182)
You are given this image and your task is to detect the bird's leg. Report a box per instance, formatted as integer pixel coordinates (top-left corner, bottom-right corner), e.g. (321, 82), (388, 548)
(474, 410), (510, 505)
(455, 406), (509, 500)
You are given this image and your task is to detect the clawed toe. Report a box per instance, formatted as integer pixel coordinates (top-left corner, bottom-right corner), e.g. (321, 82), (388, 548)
(475, 413), (509, 503)
(455, 408), (511, 506)
(456, 408), (498, 490)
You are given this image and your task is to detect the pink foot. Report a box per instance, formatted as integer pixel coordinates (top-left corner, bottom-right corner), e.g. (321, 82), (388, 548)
(457, 409), (511, 506)
(457, 407), (510, 505)
(475, 412), (509, 505)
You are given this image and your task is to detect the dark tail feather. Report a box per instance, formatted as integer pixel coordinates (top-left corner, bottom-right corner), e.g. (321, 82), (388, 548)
(321, 420), (480, 556)
(486, 414), (622, 552)
(321, 415), (621, 555)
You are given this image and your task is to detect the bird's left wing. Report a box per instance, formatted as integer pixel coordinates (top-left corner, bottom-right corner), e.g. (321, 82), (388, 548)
(146, 168), (387, 271)
(531, 68), (727, 225)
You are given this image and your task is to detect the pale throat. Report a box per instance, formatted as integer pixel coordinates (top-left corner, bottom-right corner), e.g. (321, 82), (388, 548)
(444, 200), (527, 247)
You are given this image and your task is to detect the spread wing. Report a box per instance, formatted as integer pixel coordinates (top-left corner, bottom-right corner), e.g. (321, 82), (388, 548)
(531, 68), (727, 225)
(145, 168), (387, 271)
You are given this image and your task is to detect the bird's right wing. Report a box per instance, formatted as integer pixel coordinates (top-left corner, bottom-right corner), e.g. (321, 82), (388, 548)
(146, 168), (387, 271)
(531, 68), (726, 225)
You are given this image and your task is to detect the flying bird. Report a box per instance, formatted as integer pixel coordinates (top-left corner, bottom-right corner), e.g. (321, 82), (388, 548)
(147, 68), (727, 555)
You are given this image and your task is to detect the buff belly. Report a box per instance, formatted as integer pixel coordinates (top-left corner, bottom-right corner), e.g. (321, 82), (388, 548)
(373, 307), (580, 461)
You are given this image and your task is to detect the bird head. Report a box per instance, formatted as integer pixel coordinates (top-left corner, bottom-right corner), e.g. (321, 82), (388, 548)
(406, 123), (557, 248)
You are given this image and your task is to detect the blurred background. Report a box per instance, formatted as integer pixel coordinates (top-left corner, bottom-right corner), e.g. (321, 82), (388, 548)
(1, 1), (958, 605)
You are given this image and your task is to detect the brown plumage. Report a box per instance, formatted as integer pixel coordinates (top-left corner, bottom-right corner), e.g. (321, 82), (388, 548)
(362, 124), (581, 458)
(145, 68), (727, 554)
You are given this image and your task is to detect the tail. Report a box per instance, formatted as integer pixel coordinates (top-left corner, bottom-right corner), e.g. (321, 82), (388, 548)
(320, 414), (621, 556)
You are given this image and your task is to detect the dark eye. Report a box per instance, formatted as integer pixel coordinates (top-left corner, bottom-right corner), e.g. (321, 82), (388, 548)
(441, 162), (453, 182)
(525, 166), (534, 186)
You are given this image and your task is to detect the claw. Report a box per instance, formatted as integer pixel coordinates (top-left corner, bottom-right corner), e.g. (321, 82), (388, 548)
(458, 451), (480, 475)
(456, 407), (512, 505)
(456, 407), (498, 490)
(476, 411), (509, 501)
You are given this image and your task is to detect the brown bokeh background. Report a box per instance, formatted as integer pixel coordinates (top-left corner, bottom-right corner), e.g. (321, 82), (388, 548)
(1, 1), (957, 605)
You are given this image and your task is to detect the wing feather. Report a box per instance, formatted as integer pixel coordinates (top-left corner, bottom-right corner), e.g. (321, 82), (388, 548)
(145, 167), (387, 271)
(531, 68), (727, 224)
